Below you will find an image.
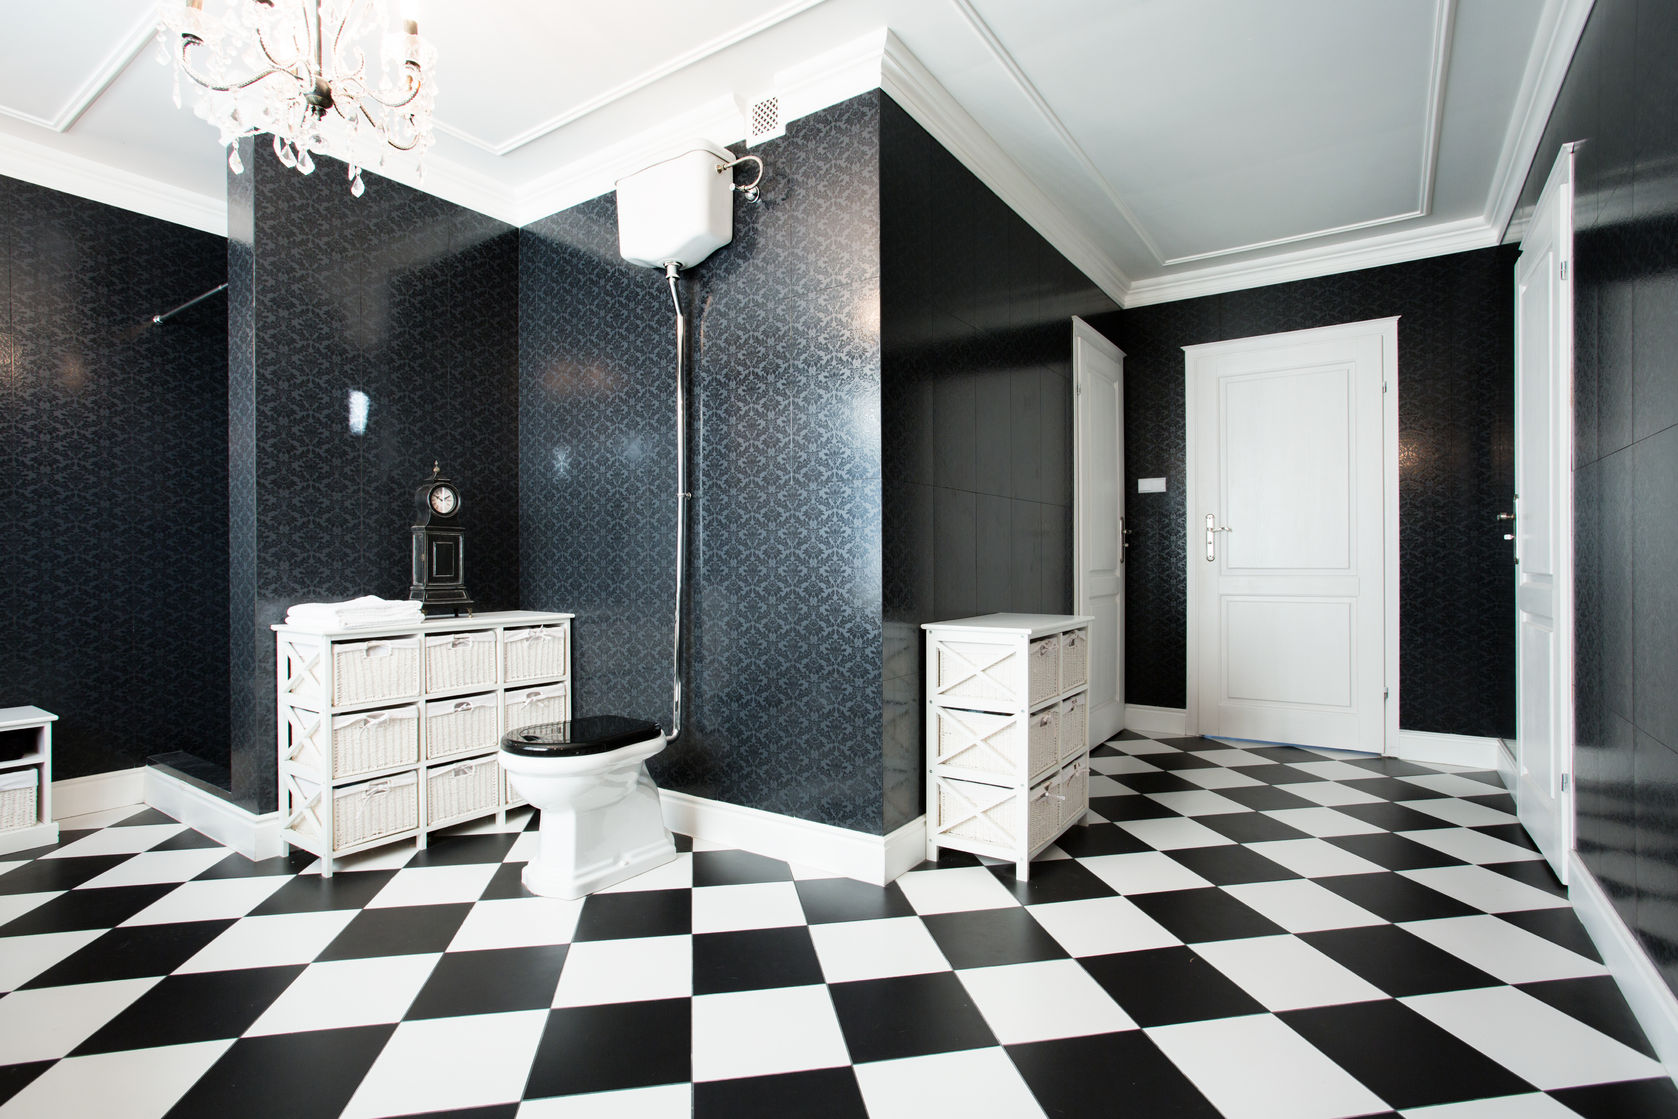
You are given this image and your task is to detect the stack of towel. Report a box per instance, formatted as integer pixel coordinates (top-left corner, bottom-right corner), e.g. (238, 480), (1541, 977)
(285, 595), (424, 629)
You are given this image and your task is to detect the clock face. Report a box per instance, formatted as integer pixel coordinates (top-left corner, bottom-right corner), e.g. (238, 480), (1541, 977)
(429, 485), (458, 516)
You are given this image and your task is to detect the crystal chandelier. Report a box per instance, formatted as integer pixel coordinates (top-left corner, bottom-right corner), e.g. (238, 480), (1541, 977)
(155, 0), (437, 197)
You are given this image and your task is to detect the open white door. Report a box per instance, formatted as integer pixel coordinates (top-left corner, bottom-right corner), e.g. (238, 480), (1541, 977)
(1073, 318), (1126, 744)
(1185, 318), (1399, 753)
(1513, 145), (1575, 884)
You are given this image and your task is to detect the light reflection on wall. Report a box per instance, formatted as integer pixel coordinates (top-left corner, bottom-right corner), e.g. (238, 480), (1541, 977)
(348, 389), (370, 435)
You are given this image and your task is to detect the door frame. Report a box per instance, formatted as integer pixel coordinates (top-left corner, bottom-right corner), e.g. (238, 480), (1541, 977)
(1071, 315), (1126, 742)
(1182, 317), (1401, 752)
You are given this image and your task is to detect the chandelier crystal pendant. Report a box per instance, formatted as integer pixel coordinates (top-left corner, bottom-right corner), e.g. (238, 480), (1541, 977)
(155, 0), (437, 197)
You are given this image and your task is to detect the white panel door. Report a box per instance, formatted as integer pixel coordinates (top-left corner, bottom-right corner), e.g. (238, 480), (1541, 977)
(1514, 146), (1575, 884)
(1074, 318), (1126, 744)
(1186, 319), (1396, 753)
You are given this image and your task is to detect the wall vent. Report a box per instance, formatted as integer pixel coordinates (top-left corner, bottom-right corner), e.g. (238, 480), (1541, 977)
(745, 94), (784, 147)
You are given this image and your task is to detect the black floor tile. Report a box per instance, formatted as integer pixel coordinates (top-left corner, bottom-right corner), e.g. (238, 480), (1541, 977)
(1218, 763), (1319, 787)
(523, 1000), (690, 1097)
(1240, 745), (1325, 763)
(73, 965), (305, 1054)
(572, 888), (691, 941)
(1196, 812), (1311, 845)
(148, 829), (228, 852)
(1168, 845), (1303, 886)
(407, 833), (522, 867)
(1470, 823), (1542, 853)
(794, 878), (915, 925)
(193, 850), (314, 880)
(1151, 737), (1225, 752)
(912, 850), (986, 872)
(1325, 833), (1469, 871)
(164, 1026), (396, 1119)
(1112, 771), (1203, 794)
(1216, 784), (1321, 812)
(1316, 872), (1478, 922)
(1048, 822), (1152, 857)
(1127, 889), (1285, 943)
(1497, 908), (1602, 961)
(828, 972), (997, 1062)
(0, 1062), (52, 1108)
(1548, 1076), (1678, 1118)
(477, 861), (533, 902)
(1141, 750), (1221, 771)
(1486, 858), (1566, 897)
(405, 945), (569, 1019)
(1301, 926), (1502, 997)
(0, 854), (131, 895)
(109, 808), (182, 828)
(989, 858), (1118, 904)
(1329, 776), (1447, 802)
(1008, 1031), (1221, 1118)
(1333, 802), (1463, 833)
(1109, 729), (1152, 742)
(1462, 792), (1518, 815)
(1079, 946), (1265, 1026)
(1090, 795), (1178, 822)
(1280, 1000), (1534, 1109)
(248, 869), (398, 915)
(1337, 757), (1439, 778)
(21, 919), (233, 987)
(692, 850), (794, 886)
(1516, 976), (1657, 1058)
(315, 904), (471, 961)
(694, 1067), (866, 1119)
(693, 927), (824, 995)
(396, 1107), (518, 1119)
(920, 908), (1068, 969)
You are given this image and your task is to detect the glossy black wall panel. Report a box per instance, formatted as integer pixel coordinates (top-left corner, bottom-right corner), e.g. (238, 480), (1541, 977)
(1, 175), (230, 779)
(1108, 248), (1519, 740)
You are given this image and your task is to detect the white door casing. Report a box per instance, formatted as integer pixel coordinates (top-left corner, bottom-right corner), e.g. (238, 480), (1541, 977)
(1514, 145), (1575, 884)
(1185, 318), (1399, 753)
(1073, 318), (1126, 745)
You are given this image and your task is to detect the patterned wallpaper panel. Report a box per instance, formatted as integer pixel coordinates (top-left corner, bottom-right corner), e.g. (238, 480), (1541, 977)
(2, 175), (230, 780)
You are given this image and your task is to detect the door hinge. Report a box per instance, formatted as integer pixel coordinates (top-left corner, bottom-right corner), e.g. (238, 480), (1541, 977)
(1560, 260), (1568, 281)
(1382, 382), (1389, 394)
(1561, 772), (1570, 793)
(1383, 686), (1390, 701)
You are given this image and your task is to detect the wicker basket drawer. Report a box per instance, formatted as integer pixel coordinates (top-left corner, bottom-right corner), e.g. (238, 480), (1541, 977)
(504, 625), (568, 684)
(333, 636), (421, 706)
(1027, 635), (1061, 707)
(424, 694), (498, 760)
(1057, 693), (1088, 764)
(1060, 628), (1089, 692)
(329, 706), (420, 779)
(935, 773), (1060, 855)
(505, 683), (567, 732)
(932, 706), (1059, 782)
(0, 769), (38, 831)
(1055, 759), (1089, 830)
(427, 756), (501, 825)
(290, 771), (420, 852)
(425, 631), (497, 693)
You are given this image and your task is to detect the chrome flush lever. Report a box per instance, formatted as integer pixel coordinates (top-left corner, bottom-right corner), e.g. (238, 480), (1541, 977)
(1205, 513), (1232, 562)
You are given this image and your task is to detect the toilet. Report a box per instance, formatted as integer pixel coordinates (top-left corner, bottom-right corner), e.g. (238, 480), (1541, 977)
(497, 715), (678, 899)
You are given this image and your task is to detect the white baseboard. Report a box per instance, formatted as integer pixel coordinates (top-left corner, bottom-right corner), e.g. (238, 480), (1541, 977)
(1569, 852), (1678, 1084)
(1392, 729), (1503, 769)
(52, 768), (145, 820)
(1497, 738), (1518, 791)
(659, 790), (924, 885)
(1124, 705), (1187, 737)
(0, 822), (59, 856)
(143, 767), (285, 862)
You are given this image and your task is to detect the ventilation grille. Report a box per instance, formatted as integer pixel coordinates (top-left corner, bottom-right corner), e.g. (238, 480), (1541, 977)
(746, 95), (783, 146)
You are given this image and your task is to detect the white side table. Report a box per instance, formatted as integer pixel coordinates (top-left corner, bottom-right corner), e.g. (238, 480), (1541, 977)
(0, 706), (59, 854)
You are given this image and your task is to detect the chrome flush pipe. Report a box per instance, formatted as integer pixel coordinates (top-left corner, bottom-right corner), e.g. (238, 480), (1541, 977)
(666, 261), (687, 741)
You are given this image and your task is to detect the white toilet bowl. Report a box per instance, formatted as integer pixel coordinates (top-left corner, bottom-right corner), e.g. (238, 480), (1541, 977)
(497, 716), (678, 899)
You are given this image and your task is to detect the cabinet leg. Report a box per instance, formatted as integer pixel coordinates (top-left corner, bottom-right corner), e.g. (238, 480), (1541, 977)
(1016, 858), (1031, 882)
(321, 854), (334, 879)
(925, 840), (940, 864)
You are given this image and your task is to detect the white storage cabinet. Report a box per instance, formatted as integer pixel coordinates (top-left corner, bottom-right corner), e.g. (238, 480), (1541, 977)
(0, 706), (58, 855)
(923, 613), (1093, 880)
(275, 610), (572, 875)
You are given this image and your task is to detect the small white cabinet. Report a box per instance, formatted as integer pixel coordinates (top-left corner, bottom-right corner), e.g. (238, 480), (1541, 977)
(274, 610), (572, 875)
(0, 706), (58, 855)
(923, 613), (1093, 880)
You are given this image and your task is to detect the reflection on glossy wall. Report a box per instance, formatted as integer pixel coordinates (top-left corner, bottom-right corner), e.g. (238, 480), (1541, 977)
(1521, 0), (1678, 999)
(1, 176), (230, 779)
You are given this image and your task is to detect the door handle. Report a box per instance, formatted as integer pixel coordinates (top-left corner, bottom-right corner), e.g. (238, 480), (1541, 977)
(1205, 514), (1232, 562)
(1119, 515), (1130, 564)
(1497, 511), (1515, 542)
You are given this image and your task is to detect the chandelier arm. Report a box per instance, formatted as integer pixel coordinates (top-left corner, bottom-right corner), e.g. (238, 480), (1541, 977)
(361, 102), (420, 150)
(338, 65), (425, 112)
(178, 37), (298, 95)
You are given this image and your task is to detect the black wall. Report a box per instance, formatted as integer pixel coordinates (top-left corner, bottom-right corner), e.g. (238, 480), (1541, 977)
(1, 177), (230, 779)
(880, 96), (1120, 828)
(1106, 247), (1519, 740)
(1521, 0), (1678, 997)
(227, 145), (521, 808)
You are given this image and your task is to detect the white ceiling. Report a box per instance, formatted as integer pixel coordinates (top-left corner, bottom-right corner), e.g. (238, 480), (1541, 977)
(0, 0), (1591, 307)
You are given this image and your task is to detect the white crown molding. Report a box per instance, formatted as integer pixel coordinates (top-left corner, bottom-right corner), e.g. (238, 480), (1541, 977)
(1486, 0), (1596, 243)
(0, 15), (154, 133)
(367, 153), (523, 228)
(1121, 214), (1497, 308)
(0, 130), (225, 235)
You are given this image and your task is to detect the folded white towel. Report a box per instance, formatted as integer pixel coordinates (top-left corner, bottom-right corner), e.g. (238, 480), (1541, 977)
(286, 595), (424, 628)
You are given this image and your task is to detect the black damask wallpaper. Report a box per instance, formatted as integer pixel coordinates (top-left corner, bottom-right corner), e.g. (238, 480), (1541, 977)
(1523, 0), (1678, 998)
(1, 175), (230, 779)
(1107, 248), (1519, 741)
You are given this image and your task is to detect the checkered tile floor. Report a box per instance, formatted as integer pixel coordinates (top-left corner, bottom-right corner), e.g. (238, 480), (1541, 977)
(1, 732), (1674, 1118)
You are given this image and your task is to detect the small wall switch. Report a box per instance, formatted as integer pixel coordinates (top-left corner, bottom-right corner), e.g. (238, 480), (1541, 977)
(1137, 477), (1167, 493)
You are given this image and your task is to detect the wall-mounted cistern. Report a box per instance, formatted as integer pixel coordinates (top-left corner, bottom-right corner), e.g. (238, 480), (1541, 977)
(615, 144), (764, 740)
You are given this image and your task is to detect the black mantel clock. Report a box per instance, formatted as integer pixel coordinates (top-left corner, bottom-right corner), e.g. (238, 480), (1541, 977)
(409, 463), (474, 616)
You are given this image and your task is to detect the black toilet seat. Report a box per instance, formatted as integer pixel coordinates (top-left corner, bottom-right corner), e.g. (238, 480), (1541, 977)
(500, 715), (663, 758)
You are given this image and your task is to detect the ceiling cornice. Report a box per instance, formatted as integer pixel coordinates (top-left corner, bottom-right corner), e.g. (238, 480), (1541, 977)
(0, 128), (225, 235)
(0, 14), (153, 134)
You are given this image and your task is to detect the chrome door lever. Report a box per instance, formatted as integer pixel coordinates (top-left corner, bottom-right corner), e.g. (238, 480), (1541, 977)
(1205, 514), (1232, 562)
(1497, 511), (1515, 542)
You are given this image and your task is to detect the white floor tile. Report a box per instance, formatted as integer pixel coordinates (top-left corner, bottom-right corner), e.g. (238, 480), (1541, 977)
(1398, 798), (1518, 829)
(1080, 851), (1214, 895)
(1144, 790), (1249, 817)
(1271, 781), (1384, 808)
(809, 917), (950, 983)
(692, 882), (805, 933)
(0, 891), (61, 930)
(1400, 773), (1507, 799)
(517, 1084), (692, 1118)
(435, 807), (534, 836)
(598, 851), (692, 893)
(1399, 916), (1606, 985)
(41, 824), (184, 860)
(341, 1009), (548, 1119)
(689, 836), (733, 852)
(298, 843), (415, 876)
(0, 929), (103, 991)
(896, 866), (1019, 915)
(1186, 748), (1274, 768)
(1398, 1094), (1579, 1118)
(76, 847), (233, 890)
(0, 1039), (232, 1119)
(957, 959), (1135, 1043)
(1247, 838), (1387, 878)
(691, 984), (849, 1082)
(853, 1047), (1047, 1119)
(1177, 767), (1264, 790)
(1117, 739), (1179, 755)
(1088, 755), (1159, 775)
(175, 909), (360, 973)
(1261, 807), (1384, 838)
(1223, 879), (1386, 934)
(244, 953), (440, 1035)
(0, 978), (159, 1063)
(121, 875), (291, 926)
(788, 861), (844, 881)
(1114, 817), (1235, 851)
(1194, 935), (1386, 1011)
(552, 935), (691, 1006)
(0, 860), (22, 879)
(1399, 866), (1570, 913)
(1086, 774), (1133, 797)
(448, 896), (584, 952)
(1146, 1014), (1388, 1119)
(1402, 985), (1665, 1090)
(366, 863), (501, 908)
(52, 806), (149, 831)
(1027, 896), (1182, 957)
(1398, 828), (1542, 865)
(1284, 761), (1387, 782)
(506, 830), (541, 863)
